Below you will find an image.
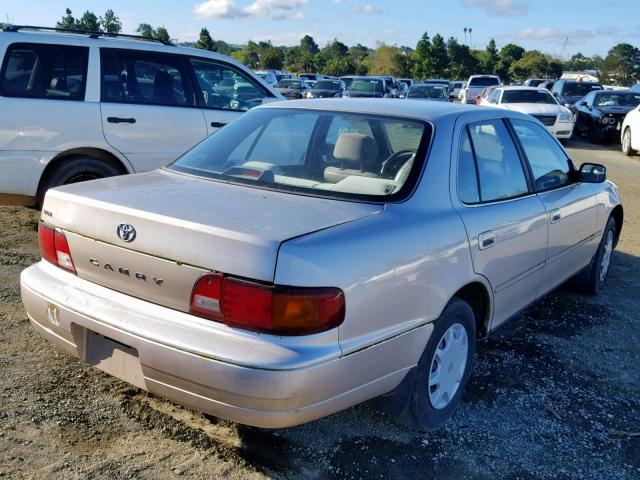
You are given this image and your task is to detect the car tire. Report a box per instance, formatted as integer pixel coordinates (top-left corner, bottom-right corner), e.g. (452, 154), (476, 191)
(574, 216), (616, 295)
(391, 298), (476, 432)
(622, 128), (636, 156)
(37, 157), (121, 208)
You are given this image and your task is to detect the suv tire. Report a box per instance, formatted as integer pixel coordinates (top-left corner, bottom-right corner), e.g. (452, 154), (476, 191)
(38, 157), (121, 208)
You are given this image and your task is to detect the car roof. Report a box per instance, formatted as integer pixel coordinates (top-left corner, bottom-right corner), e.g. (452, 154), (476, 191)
(259, 98), (512, 122)
(0, 30), (241, 65)
(497, 86), (551, 91)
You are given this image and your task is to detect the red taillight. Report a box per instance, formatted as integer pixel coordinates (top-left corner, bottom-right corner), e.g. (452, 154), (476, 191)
(190, 274), (345, 336)
(38, 224), (76, 274)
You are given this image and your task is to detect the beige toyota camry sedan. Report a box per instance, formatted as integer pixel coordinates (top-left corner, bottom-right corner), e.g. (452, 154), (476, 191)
(21, 99), (622, 431)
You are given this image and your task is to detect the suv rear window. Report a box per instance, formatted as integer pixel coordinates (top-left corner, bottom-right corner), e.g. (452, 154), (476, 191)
(562, 82), (602, 96)
(169, 108), (431, 202)
(469, 77), (499, 87)
(0, 43), (88, 100)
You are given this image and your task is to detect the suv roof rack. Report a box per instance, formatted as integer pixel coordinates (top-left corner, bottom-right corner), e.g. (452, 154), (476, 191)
(1, 25), (175, 46)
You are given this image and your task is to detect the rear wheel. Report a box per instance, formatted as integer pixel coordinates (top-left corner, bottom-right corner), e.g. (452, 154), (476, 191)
(622, 128), (636, 156)
(397, 298), (476, 431)
(37, 157), (121, 208)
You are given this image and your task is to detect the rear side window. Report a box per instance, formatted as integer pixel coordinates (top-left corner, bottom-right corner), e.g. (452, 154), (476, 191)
(459, 120), (529, 203)
(0, 43), (88, 100)
(101, 49), (194, 107)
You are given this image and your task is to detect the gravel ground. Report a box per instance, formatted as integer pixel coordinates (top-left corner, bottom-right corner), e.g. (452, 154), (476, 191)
(1, 138), (639, 479)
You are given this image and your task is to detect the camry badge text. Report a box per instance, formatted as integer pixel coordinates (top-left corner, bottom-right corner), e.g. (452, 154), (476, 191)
(88, 258), (163, 286)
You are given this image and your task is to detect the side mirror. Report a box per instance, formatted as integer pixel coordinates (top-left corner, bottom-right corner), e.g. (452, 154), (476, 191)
(578, 101), (587, 107)
(578, 163), (606, 183)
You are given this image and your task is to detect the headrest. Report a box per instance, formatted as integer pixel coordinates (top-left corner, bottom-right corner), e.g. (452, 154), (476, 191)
(50, 77), (67, 90)
(333, 133), (379, 171)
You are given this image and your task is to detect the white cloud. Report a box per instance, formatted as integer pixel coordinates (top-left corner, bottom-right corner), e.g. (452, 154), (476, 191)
(513, 26), (617, 42)
(194, 0), (308, 19)
(245, 0), (309, 16)
(193, 0), (248, 19)
(462, 0), (528, 17)
(350, 3), (381, 15)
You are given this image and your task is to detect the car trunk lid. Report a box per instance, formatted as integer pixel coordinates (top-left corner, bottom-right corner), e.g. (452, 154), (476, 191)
(42, 170), (382, 311)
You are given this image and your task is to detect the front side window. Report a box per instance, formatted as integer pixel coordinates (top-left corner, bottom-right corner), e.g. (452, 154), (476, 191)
(0, 43), (88, 100)
(510, 119), (573, 191)
(101, 50), (193, 107)
(169, 108), (430, 201)
(191, 58), (268, 111)
(461, 120), (529, 203)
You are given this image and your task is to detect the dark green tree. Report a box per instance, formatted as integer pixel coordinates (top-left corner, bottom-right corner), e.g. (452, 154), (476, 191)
(496, 43), (525, 81)
(76, 11), (100, 31)
(602, 43), (640, 85)
(424, 34), (449, 78)
(136, 23), (154, 38)
(56, 8), (76, 29)
(100, 9), (122, 34)
(412, 32), (431, 79)
(300, 35), (319, 55)
(484, 39), (499, 74)
(197, 28), (215, 51)
(154, 26), (170, 42)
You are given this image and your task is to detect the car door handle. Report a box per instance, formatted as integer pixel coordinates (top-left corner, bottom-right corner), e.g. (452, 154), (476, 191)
(549, 211), (562, 224)
(107, 117), (136, 124)
(210, 121), (227, 128)
(479, 230), (496, 250)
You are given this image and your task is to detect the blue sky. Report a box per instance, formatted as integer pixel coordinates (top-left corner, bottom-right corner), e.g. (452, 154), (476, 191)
(1, 0), (638, 57)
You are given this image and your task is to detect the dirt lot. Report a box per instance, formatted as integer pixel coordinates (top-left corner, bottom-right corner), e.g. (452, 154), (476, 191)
(1, 139), (639, 479)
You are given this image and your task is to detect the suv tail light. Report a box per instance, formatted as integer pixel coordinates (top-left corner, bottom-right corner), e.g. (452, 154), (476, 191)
(38, 224), (76, 274)
(190, 274), (345, 336)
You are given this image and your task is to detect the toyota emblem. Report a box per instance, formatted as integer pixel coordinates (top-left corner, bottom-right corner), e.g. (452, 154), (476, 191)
(116, 223), (136, 243)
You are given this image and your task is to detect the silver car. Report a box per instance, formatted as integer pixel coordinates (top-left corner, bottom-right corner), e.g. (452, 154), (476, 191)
(21, 99), (622, 431)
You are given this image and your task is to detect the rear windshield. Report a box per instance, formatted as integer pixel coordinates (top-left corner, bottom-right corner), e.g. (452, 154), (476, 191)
(502, 90), (557, 104)
(349, 79), (384, 93)
(469, 77), (499, 87)
(562, 82), (602, 96)
(277, 79), (301, 89)
(314, 80), (340, 89)
(594, 93), (640, 107)
(169, 108), (430, 202)
(408, 85), (447, 99)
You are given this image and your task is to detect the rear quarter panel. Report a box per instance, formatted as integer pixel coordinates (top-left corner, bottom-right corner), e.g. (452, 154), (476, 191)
(275, 115), (488, 357)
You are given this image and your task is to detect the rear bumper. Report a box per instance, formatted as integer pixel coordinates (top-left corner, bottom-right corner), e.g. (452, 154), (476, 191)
(21, 262), (431, 428)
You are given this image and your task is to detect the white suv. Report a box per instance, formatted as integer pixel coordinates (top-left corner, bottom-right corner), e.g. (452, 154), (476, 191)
(0, 26), (282, 207)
